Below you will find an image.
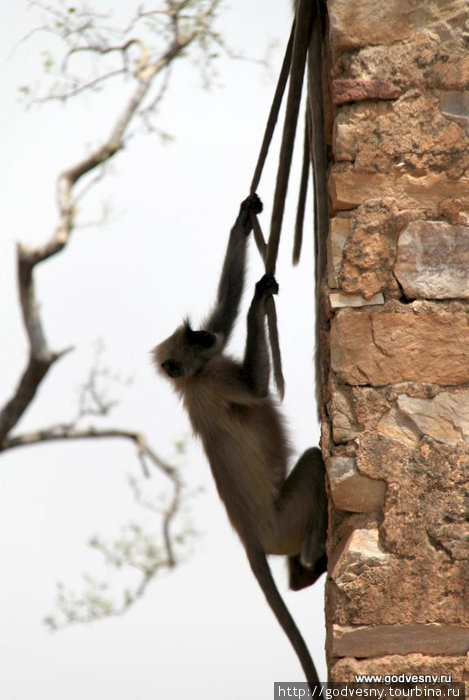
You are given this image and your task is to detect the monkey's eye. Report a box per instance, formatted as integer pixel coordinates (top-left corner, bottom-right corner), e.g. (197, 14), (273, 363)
(161, 360), (183, 378)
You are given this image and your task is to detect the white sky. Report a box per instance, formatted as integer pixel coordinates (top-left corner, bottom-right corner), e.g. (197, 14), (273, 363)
(0, 2), (326, 698)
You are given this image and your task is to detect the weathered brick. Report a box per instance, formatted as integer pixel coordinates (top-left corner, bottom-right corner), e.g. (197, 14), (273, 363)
(330, 170), (469, 213)
(331, 310), (469, 386)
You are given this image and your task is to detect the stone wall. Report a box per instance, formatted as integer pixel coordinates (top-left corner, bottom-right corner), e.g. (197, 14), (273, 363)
(322, 0), (469, 683)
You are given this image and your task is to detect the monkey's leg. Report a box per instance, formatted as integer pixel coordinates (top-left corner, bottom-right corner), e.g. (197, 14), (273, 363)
(271, 447), (328, 588)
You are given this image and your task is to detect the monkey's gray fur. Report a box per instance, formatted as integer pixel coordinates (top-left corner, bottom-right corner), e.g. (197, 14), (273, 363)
(154, 194), (327, 685)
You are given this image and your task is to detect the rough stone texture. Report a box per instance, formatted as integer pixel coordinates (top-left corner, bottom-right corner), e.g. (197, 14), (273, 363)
(333, 34), (469, 92)
(329, 291), (384, 309)
(327, 457), (386, 512)
(324, 0), (469, 680)
(395, 221), (469, 299)
(437, 90), (469, 133)
(336, 200), (411, 299)
(328, 0), (467, 53)
(328, 384), (461, 446)
(332, 624), (469, 658)
(396, 392), (469, 443)
(328, 387), (359, 443)
(331, 309), (469, 386)
(328, 550), (468, 627)
(331, 654), (469, 683)
(327, 216), (351, 288)
(330, 528), (389, 588)
(330, 170), (469, 214)
(356, 434), (469, 559)
(332, 79), (401, 105)
(334, 95), (469, 177)
(377, 406), (421, 448)
(438, 198), (469, 226)
(327, 459), (469, 623)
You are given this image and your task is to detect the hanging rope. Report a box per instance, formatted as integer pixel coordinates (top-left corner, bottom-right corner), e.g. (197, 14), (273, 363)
(248, 0), (316, 398)
(266, 0), (314, 276)
(293, 106), (312, 265)
(250, 21), (296, 198)
(249, 20), (296, 265)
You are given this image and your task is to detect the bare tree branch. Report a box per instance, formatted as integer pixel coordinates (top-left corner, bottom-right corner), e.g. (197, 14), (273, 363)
(0, 350), (70, 443)
(38, 430), (191, 630)
(3, 416), (191, 630)
(0, 0), (224, 449)
(0, 243), (74, 443)
(3, 426), (151, 451)
(64, 38), (142, 64)
(37, 67), (126, 102)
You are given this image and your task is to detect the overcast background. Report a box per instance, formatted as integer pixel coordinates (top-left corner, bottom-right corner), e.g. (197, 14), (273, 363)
(0, 2), (326, 698)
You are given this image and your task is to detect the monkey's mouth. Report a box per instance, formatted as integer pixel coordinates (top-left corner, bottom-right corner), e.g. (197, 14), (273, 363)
(161, 360), (183, 378)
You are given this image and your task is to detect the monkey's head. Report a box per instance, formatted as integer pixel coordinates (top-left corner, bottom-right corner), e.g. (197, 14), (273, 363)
(154, 321), (221, 383)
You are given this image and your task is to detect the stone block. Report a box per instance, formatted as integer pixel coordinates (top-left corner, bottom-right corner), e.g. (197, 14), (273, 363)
(328, 0), (466, 54)
(327, 457), (386, 512)
(331, 623), (469, 657)
(332, 79), (401, 105)
(377, 406), (421, 448)
(331, 310), (469, 386)
(327, 216), (351, 288)
(333, 95), (469, 178)
(329, 388), (359, 443)
(330, 528), (389, 588)
(330, 170), (469, 214)
(329, 292), (385, 309)
(395, 220), (469, 299)
(397, 392), (469, 443)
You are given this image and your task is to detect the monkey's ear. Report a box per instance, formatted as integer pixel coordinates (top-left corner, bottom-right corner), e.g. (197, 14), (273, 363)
(184, 324), (216, 349)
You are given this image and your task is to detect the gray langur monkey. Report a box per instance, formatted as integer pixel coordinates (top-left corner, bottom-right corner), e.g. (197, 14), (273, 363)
(153, 194), (327, 685)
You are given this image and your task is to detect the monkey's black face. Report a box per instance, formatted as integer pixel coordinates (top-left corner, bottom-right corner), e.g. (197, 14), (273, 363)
(153, 322), (221, 384)
(161, 359), (183, 378)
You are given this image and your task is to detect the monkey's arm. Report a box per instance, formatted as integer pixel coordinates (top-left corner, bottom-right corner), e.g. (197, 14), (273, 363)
(242, 275), (278, 396)
(204, 194), (262, 344)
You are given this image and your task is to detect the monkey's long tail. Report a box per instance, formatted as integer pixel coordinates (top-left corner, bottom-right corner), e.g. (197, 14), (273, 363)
(246, 547), (320, 688)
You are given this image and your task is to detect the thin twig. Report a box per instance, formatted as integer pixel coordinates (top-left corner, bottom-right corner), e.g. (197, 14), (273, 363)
(37, 68), (126, 102)
(3, 426), (163, 453)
